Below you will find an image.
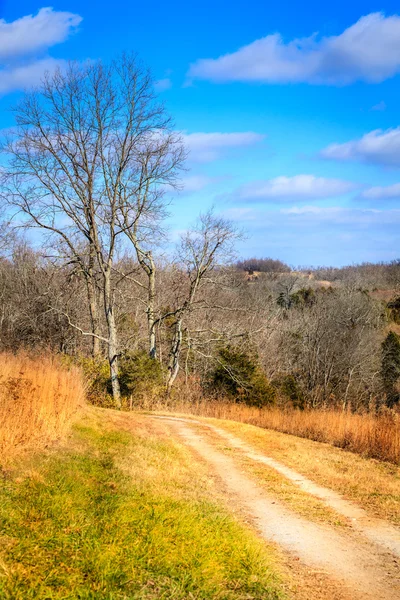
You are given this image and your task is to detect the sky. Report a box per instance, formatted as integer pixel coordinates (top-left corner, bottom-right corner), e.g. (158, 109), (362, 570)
(1, 1), (400, 266)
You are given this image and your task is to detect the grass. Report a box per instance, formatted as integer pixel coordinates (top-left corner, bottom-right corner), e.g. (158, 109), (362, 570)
(0, 352), (84, 463)
(166, 400), (400, 464)
(0, 409), (287, 599)
(198, 417), (400, 527)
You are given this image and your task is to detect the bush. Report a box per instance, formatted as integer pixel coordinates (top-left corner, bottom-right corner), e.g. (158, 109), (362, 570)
(119, 351), (164, 405)
(387, 297), (400, 324)
(68, 352), (165, 407)
(210, 345), (275, 407)
(68, 356), (113, 407)
(272, 374), (305, 408)
(277, 287), (316, 310)
(381, 331), (400, 407)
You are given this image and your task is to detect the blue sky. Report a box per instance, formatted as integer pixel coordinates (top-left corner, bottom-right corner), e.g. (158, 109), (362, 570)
(1, 1), (400, 266)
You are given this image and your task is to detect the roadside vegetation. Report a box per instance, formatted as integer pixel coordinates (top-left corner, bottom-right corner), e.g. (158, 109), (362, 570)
(0, 353), (84, 463)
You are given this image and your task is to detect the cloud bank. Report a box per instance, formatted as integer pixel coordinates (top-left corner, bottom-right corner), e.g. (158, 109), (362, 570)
(0, 7), (82, 95)
(189, 13), (400, 85)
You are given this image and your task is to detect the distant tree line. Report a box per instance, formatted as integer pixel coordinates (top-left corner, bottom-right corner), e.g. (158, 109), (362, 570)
(235, 257), (291, 273)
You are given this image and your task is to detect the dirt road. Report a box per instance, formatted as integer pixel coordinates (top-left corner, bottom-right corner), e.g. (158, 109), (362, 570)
(151, 415), (400, 600)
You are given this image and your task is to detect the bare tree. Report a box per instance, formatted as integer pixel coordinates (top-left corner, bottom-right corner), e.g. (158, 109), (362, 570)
(2, 54), (185, 406)
(164, 210), (241, 392)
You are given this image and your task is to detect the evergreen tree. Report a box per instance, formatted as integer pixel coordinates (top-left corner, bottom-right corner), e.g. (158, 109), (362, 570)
(381, 331), (400, 407)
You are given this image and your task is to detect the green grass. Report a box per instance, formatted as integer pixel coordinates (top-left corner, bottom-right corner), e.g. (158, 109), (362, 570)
(0, 411), (286, 599)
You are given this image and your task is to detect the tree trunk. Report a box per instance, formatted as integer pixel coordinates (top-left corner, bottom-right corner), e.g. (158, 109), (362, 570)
(166, 318), (182, 394)
(104, 272), (121, 408)
(148, 266), (157, 358)
(86, 240), (101, 357)
(86, 275), (101, 357)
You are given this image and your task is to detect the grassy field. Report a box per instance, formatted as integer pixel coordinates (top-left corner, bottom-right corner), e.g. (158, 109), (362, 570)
(0, 408), (287, 599)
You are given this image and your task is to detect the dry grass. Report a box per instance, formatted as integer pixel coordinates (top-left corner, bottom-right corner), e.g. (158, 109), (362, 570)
(168, 399), (400, 464)
(0, 352), (84, 463)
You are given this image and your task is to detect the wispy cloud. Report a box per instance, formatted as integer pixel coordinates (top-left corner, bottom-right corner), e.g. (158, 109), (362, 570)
(154, 77), (172, 92)
(0, 58), (66, 94)
(228, 175), (358, 203)
(182, 131), (265, 162)
(0, 7), (82, 95)
(320, 127), (400, 166)
(360, 182), (400, 200)
(224, 205), (400, 265)
(188, 12), (400, 85)
(179, 174), (218, 193)
(371, 100), (386, 111)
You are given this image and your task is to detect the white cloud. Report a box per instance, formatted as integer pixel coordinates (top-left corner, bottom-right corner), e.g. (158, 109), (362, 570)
(180, 175), (217, 193)
(154, 78), (172, 92)
(371, 100), (386, 111)
(188, 12), (400, 85)
(321, 127), (400, 166)
(182, 131), (265, 162)
(231, 175), (358, 203)
(360, 182), (400, 200)
(0, 58), (66, 94)
(0, 8), (82, 95)
(0, 8), (81, 61)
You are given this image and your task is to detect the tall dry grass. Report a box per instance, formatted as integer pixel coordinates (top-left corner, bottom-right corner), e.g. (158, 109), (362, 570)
(0, 352), (85, 462)
(170, 389), (400, 464)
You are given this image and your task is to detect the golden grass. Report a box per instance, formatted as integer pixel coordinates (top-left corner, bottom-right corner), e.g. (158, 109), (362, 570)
(168, 400), (400, 464)
(0, 352), (84, 462)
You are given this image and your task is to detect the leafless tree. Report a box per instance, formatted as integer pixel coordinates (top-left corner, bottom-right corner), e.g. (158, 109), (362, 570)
(163, 210), (241, 392)
(1, 54), (185, 406)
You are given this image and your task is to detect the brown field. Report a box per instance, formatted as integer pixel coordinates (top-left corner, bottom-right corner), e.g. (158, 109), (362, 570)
(0, 352), (84, 463)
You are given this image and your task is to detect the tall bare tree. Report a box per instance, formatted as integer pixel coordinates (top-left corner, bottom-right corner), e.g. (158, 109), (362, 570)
(164, 210), (241, 392)
(2, 54), (185, 406)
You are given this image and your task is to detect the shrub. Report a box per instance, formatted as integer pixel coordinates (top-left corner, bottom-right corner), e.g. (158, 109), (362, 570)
(272, 374), (305, 409)
(277, 287), (316, 310)
(381, 331), (400, 407)
(67, 356), (113, 407)
(71, 352), (165, 407)
(211, 345), (275, 407)
(119, 351), (164, 405)
(387, 297), (400, 324)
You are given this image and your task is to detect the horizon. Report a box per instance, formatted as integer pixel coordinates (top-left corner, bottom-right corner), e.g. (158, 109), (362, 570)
(1, 1), (400, 267)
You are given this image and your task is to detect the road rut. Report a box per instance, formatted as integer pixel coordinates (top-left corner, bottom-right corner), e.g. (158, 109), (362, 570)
(151, 415), (400, 600)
